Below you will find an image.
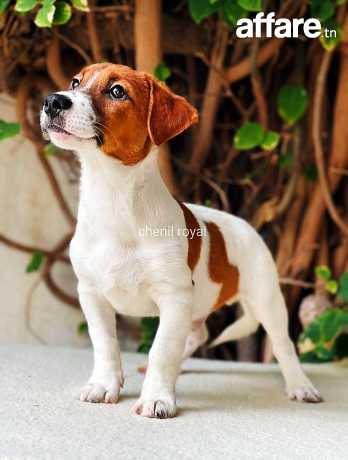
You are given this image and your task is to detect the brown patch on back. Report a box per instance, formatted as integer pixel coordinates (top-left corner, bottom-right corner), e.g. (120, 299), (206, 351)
(205, 222), (239, 310)
(177, 202), (202, 272)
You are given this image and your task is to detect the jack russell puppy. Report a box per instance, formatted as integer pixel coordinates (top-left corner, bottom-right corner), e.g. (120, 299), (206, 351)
(40, 63), (322, 419)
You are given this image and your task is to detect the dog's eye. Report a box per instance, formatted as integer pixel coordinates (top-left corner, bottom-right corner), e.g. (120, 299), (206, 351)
(71, 78), (80, 90)
(109, 84), (128, 100)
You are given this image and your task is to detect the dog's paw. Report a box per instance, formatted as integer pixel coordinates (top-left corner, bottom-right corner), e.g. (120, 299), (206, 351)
(132, 397), (176, 419)
(79, 379), (122, 404)
(287, 384), (323, 403)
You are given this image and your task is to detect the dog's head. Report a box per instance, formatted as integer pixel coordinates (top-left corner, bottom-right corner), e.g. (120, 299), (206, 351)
(40, 63), (198, 165)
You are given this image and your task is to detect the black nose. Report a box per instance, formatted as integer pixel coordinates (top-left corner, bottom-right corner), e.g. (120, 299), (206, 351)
(43, 93), (72, 118)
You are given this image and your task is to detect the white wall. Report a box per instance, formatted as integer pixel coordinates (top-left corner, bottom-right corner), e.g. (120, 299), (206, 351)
(0, 94), (89, 347)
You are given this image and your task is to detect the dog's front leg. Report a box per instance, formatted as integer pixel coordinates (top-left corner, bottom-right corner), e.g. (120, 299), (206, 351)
(78, 285), (123, 404)
(133, 289), (192, 418)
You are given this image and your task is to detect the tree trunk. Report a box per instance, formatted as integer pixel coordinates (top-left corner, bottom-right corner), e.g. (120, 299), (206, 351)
(134, 0), (178, 197)
(189, 21), (228, 175)
(291, 18), (348, 278)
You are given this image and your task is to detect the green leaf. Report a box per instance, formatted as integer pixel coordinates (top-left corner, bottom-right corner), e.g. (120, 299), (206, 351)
(261, 131), (280, 151)
(34, 3), (55, 27)
(138, 343), (152, 354)
(316, 345), (336, 361)
(0, 0), (11, 13)
(222, 0), (246, 27)
(78, 322), (88, 334)
(234, 121), (265, 150)
(299, 308), (348, 362)
(326, 279), (338, 295)
(311, 0), (335, 21)
(238, 0), (262, 11)
(338, 272), (348, 303)
(43, 142), (60, 156)
(300, 351), (327, 363)
(277, 85), (308, 125)
(15, 0), (37, 12)
(336, 334), (348, 359)
(302, 321), (321, 343)
(52, 1), (71, 25)
(137, 317), (159, 354)
(320, 309), (348, 342)
(140, 317), (159, 337)
(26, 251), (45, 273)
(278, 152), (293, 169)
(0, 120), (21, 140)
(188, 0), (220, 23)
(315, 265), (332, 281)
(304, 164), (318, 182)
(71, 0), (89, 12)
(320, 19), (342, 51)
(154, 62), (171, 82)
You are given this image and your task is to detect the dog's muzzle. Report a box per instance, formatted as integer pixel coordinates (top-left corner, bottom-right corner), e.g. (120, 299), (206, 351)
(41, 90), (97, 146)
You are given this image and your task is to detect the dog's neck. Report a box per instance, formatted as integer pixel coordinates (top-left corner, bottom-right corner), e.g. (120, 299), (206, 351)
(75, 145), (175, 240)
(78, 145), (158, 188)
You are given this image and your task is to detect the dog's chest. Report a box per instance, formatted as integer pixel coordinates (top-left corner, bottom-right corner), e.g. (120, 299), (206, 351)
(70, 225), (158, 315)
(70, 217), (144, 292)
(70, 151), (186, 316)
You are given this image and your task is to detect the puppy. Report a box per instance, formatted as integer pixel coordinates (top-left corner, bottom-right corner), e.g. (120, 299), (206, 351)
(41, 63), (322, 419)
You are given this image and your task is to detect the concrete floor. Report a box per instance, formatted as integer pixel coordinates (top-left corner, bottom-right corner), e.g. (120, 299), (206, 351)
(1, 344), (348, 460)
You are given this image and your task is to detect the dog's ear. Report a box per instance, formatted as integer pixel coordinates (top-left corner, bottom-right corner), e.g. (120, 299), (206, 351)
(146, 75), (198, 146)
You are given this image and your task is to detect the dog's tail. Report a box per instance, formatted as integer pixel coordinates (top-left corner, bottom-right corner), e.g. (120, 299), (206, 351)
(208, 314), (259, 348)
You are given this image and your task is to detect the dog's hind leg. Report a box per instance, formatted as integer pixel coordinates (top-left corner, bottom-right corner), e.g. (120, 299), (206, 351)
(182, 320), (209, 360)
(243, 284), (322, 403)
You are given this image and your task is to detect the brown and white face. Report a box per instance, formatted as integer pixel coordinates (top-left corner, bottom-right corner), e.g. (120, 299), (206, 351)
(40, 63), (198, 165)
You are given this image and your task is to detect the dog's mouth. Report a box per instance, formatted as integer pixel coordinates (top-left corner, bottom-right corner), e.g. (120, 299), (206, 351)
(46, 122), (96, 142)
(47, 123), (72, 135)
(41, 111), (98, 144)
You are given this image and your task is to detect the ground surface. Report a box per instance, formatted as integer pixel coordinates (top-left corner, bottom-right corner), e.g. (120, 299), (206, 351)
(1, 344), (348, 460)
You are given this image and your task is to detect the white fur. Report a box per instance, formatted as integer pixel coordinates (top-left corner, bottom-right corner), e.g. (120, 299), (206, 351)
(41, 88), (322, 419)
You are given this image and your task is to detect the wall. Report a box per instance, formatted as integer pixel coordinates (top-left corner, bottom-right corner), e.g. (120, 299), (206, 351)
(0, 94), (89, 347)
